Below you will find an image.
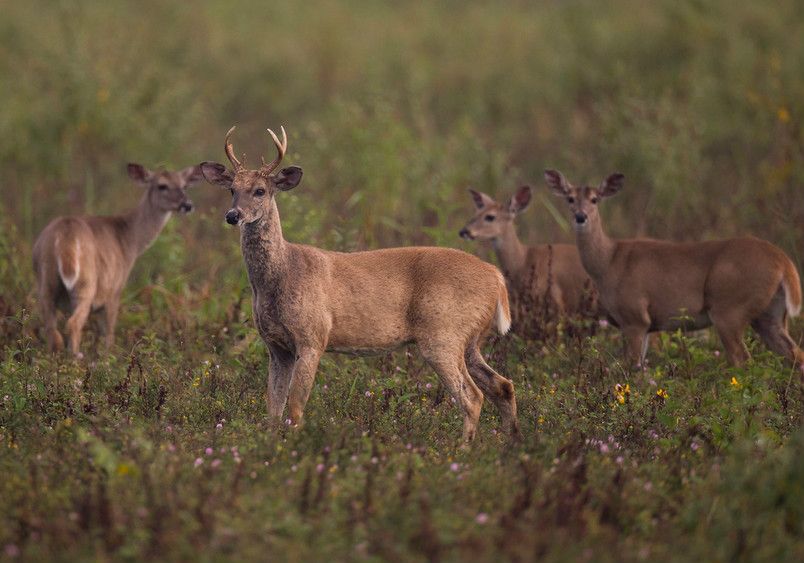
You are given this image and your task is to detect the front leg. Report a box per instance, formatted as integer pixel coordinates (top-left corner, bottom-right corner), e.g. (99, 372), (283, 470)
(267, 344), (295, 422)
(287, 346), (324, 426)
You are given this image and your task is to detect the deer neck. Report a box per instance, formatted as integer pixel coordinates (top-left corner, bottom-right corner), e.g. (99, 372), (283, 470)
(240, 199), (289, 287)
(575, 216), (615, 281)
(492, 223), (527, 283)
(122, 191), (172, 258)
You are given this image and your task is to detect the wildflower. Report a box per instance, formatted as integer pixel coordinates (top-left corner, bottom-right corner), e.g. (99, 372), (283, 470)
(730, 377), (742, 389)
(599, 319), (609, 328)
(656, 388), (668, 400)
(599, 443), (609, 454)
(690, 441), (700, 452)
(450, 462), (460, 472)
(215, 423), (223, 430)
(714, 350), (720, 358)
(205, 447), (213, 456)
(316, 463), (326, 474)
(537, 416), (545, 425)
(194, 458), (203, 468)
(614, 383), (630, 405)
(291, 465), (298, 472)
(425, 383), (432, 390)
(364, 390), (372, 397)
(250, 471), (257, 479)
(371, 456), (379, 465)
(167, 443), (176, 452)
(475, 513), (489, 525)
(778, 107), (791, 123)
(211, 459), (222, 469)
(615, 456), (624, 465)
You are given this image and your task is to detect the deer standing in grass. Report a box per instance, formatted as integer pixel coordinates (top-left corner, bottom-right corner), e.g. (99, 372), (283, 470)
(33, 164), (203, 357)
(200, 126), (519, 442)
(459, 186), (599, 327)
(545, 169), (804, 373)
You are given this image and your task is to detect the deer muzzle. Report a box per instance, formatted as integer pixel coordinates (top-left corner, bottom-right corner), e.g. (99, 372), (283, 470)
(178, 200), (194, 214)
(459, 227), (474, 240)
(225, 208), (242, 225)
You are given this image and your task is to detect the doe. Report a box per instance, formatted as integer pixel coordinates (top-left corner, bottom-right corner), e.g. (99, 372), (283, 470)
(201, 126), (520, 442)
(33, 164), (202, 357)
(545, 169), (803, 373)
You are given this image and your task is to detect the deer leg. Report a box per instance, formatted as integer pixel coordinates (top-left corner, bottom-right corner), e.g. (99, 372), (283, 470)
(711, 312), (750, 366)
(266, 344), (295, 422)
(465, 343), (520, 438)
(621, 325), (649, 368)
(286, 347), (324, 427)
(101, 297), (121, 351)
(751, 292), (804, 373)
(419, 342), (484, 443)
(65, 294), (92, 359)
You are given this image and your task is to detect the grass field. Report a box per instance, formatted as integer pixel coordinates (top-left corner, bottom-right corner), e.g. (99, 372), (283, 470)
(1, 0), (804, 561)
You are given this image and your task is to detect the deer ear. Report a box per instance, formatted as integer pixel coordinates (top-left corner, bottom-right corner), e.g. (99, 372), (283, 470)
(544, 169), (570, 197)
(508, 185), (532, 214)
(180, 164), (205, 187)
(598, 173), (624, 198)
(127, 163), (153, 185)
(275, 166), (302, 191)
(200, 162), (234, 187)
(468, 189), (495, 210)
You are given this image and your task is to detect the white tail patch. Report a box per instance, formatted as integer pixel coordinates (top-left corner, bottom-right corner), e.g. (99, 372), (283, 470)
(496, 296), (511, 335)
(782, 278), (801, 317)
(57, 237), (80, 291)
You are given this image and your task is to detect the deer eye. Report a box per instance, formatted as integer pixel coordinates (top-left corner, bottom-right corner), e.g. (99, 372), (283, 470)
(567, 197), (575, 204)
(157, 184), (169, 191)
(591, 197), (599, 204)
(484, 214), (495, 222)
(254, 188), (266, 197)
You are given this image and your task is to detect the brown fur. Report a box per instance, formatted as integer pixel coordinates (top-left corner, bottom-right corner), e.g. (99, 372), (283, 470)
(545, 169), (804, 373)
(460, 186), (600, 323)
(201, 127), (519, 442)
(32, 164), (203, 357)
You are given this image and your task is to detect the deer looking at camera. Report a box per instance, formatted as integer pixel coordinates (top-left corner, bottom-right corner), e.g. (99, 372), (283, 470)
(33, 164), (203, 357)
(201, 126), (519, 442)
(459, 186), (599, 330)
(545, 169), (804, 373)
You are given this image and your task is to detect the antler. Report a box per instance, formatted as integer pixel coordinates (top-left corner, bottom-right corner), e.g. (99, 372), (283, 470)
(260, 126), (287, 177)
(224, 126), (244, 172)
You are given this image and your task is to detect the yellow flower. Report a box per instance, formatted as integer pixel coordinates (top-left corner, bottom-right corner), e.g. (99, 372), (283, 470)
(777, 108), (790, 123)
(537, 416), (545, 425)
(730, 376), (742, 389)
(656, 388), (668, 399)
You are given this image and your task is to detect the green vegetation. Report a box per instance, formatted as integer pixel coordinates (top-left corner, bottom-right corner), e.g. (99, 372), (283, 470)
(1, 0), (803, 561)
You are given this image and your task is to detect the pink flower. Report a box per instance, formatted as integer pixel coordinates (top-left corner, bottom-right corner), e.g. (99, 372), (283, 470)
(365, 390), (373, 397)
(599, 444), (609, 454)
(211, 459), (222, 468)
(425, 383), (432, 390)
(215, 423), (223, 430)
(194, 458), (203, 467)
(167, 443), (176, 452)
(475, 513), (489, 525)
(450, 462), (460, 472)
(599, 319), (609, 328)
(316, 463), (325, 474)
(205, 447), (213, 456)
(714, 350), (721, 358)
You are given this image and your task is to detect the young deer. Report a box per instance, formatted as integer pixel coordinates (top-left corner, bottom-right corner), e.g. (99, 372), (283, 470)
(459, 186), (599, 324)
(201, 126), (519, 442)
(33, 164), (203, 357)
(545, 169), (804, 373)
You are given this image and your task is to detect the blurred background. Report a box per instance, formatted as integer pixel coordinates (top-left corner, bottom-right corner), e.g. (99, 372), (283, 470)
(1, 0), (802, 311)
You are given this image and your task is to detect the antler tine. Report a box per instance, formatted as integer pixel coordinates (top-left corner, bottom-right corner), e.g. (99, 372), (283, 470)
(224, 125), (243, 171)
(260, 126), (288, 176)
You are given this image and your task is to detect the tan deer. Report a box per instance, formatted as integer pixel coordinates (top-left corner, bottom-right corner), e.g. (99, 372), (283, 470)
(545, 169), (804, 373)
(33, 164), (203, 357)
(459, 185), (599, 326)
(200, 126), (519, 442)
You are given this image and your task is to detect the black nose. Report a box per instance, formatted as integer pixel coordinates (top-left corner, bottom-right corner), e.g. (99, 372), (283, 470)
(179, 201), (193, 213)
(225, 209), (241, 225)
(574, 212), (587, 225)
(459, 228), (471, 240)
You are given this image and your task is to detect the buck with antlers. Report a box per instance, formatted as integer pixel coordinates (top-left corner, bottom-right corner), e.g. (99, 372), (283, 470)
(33, 164), (203, 357)
(201, 126), (519, 442)
(460, 185), (599, 328)
(545, 169), (804, 373)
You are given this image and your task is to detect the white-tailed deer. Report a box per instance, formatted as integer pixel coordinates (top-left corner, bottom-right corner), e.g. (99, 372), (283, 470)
(201, 126), (519, 442)
(545, 169), (804, 373)
(33, 164), (203, 357)
(459, 186), (599, 325)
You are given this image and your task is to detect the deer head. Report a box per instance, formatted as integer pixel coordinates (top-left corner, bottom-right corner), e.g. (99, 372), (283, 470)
(200, 126), (303, 226)
(544, 169), (624, 231)
(459, 186), (532, 241)
(127, 163), (203, 213)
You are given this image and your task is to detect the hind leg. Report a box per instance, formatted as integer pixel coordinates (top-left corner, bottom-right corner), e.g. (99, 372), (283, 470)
(65, 289), (94, 359)
(36, 275), (64, 353)
(751, 289), (804, 374)
(465, 342), (520, 438)
(710, 310), (750, 366)
(418, 341), (484, 443)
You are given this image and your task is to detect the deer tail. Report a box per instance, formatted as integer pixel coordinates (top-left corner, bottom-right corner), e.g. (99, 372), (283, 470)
(495, 270), (512, 335)
(781, 258), (802, 318)
(56, 235), (80, 291)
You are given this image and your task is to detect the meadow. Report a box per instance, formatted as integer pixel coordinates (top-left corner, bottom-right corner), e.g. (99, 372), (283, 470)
(1, 0), (804, 560)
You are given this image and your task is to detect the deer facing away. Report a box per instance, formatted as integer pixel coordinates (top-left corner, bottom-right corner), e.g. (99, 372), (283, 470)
(33, 164), (203, 357)
(459, 185), (599, 328)
(200, 126), (519, 442)
(545, 169), (804, 373)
